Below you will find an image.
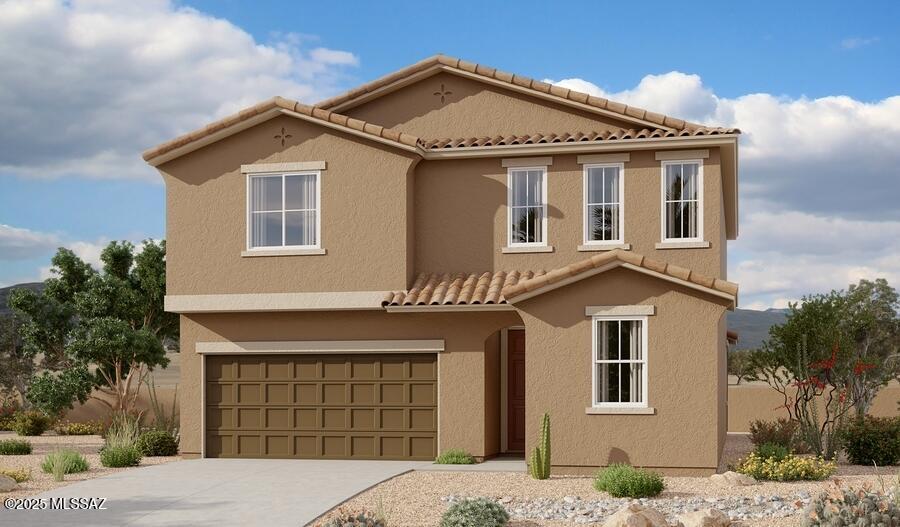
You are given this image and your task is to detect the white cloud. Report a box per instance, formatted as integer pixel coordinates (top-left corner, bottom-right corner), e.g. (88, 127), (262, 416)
(841, 36), (879, 49)
(0, 224), (61, 260)
(547, 72), (900, 308)
(0, 0), (360, 182)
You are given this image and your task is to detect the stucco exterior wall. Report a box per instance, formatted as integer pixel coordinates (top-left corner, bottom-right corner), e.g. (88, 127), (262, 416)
(177, 310), (522, 458)
(159, 114), (419, 295)
(343, 71), (639, 139)
(414, 149), (724, 278)
(515, 267), (729, 475)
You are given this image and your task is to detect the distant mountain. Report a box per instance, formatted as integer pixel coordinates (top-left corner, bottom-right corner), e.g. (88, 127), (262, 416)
(726, 308), (789, 351)
(0, 282), (45, 316)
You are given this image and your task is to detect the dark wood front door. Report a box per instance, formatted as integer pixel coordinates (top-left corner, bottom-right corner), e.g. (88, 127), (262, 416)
(507, 329), (526, 452)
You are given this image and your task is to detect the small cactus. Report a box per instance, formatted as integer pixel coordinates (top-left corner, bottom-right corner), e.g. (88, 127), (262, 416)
(803, 481), (900, 526)
(529, 412), (551, 480)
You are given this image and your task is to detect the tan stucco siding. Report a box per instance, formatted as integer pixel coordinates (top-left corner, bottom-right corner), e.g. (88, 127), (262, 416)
(160, 115), (418, 295)
(515, 267), (729, 474)
(343, 72), (641, 139)
(178, 310), (522, 458)
(414, 149), (724, 278)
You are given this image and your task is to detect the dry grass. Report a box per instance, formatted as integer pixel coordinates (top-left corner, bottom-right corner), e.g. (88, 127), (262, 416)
(0, 431), (181, 500)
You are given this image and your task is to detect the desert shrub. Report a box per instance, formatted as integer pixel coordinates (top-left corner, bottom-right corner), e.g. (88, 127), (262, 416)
(735, 452), (836, 481)
(104, 413), (141, 449)
(593, 464), (665, 498)
(754, 442), (790, 462)
(100, 446), (141, 468)
(320, 510), (385, 527)
(0, 405), (18, 431)
(749, 418), (798, 449)
(12, 411), (50, 436)
(0, 468), (30, 483)
(136, 430), (178, 456)
(0, 439), (32, 455)
(803, 482), (900, 526)
(440, 498), (509, 527)
(435, 448), (475, 465)
(41, 449), (89, 475)
(54, 420), (103, 436)
(842, 416), (900, 467)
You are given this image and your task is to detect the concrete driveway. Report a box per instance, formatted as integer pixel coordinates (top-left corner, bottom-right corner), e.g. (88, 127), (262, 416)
(1, 458), (428, 526)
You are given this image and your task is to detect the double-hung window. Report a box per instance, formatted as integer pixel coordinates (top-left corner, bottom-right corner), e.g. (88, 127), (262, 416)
(247, 172), (320, 249)
(583, 164), (624, 244)
(592, 316), (648, 407)
(661, 160), (703, 242)
(508, 167), (547, 246)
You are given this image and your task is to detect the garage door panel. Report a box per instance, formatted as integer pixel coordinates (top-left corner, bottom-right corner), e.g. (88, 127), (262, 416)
(207, 353), (436, 460)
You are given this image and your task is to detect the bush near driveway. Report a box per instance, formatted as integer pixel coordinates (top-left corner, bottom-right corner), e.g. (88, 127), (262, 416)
(841, 416), (900, 467)
(435, 448), (475, 464)
(593, 464), (665, 498)
(54, 420), (104, 436)
(0, 468), (31, 483)
(320, 510), (386, 527)
(136, 430), (178, 456)
(0, 439), (32, 455)
(100, 446), (141, 468)
(41, 449), (89, 475)
(440, 498), (509, 527)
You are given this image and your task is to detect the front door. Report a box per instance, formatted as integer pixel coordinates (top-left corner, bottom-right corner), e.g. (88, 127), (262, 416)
(507, 329), (526, 452)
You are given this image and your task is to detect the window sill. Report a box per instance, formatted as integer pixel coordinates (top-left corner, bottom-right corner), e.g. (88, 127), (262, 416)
(654, 241), (710, 250)
(578, 243), (631, 252)
(241, 248), (327, 257)
(502, 245), (554, 254)
(585, 406), (656, 415)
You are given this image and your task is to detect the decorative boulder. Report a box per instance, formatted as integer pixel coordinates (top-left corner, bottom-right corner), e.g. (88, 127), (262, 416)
(602, 503), (669, 527)
(710, 471), (756, 487)
(678, 507), (732, 527)
(0, 474), (17, 493)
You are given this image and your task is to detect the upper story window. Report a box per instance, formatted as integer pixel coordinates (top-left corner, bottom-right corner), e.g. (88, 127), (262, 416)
(661, 160), (703, 242)
(592, 316), (647, 407)
(248, 172), (320, 250)
(584, 164), (624, 244)
(508, 167), (547, 246)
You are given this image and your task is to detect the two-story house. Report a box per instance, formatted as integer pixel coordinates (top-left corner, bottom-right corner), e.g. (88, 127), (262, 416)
(144, 55), (740, 475)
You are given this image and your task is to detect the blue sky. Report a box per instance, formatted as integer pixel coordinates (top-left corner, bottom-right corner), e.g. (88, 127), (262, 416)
(1, 0), (899, 309)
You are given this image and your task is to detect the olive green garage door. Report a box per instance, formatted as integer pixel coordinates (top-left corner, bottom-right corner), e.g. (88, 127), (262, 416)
(205, 354), (437, 460)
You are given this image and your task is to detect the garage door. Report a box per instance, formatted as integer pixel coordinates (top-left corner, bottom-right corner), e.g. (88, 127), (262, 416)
(205, 354), (437, 460)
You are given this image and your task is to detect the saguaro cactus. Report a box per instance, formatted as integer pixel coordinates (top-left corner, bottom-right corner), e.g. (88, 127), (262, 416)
(529, 412), (551, 480)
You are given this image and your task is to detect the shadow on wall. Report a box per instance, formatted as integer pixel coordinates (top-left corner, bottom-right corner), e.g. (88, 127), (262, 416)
(64, 384), (178, 426)
(607, 447), (631, 465)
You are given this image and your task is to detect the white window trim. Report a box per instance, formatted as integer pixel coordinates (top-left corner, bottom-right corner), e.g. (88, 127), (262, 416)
(582, 162), (625, 246)
(591, 314), (649, 409)
(506, 166), (548, 248)
(659, 159), (704, 244)
(245, 170), (322, 252)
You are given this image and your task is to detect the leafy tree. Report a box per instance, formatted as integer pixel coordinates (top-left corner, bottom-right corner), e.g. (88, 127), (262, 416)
(10, 241), (177, 416)
(0, 315), (35, 405)
(727, 349), (755, 385)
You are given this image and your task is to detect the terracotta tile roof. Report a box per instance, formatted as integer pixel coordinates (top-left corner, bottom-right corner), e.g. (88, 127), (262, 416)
(142, 96), (420, 163)
(316, 55), (705, 131)
(421, 127), (739, 150)
(382, 271), (547, 307)
(501, 249), (738, 303)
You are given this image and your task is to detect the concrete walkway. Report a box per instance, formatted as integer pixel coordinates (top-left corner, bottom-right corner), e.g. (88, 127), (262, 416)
(1, 458), (429, 527)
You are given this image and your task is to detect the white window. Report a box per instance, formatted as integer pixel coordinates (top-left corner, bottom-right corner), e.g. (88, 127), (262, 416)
(661, 160), (703, 242)
(247, 172), (320, 249)
(583, 164), (624, 244)
(508, 167), (547, 246)
(592, 316), (648, 407)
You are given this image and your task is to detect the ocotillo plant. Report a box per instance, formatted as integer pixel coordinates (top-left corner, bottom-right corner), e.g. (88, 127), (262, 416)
(529, 412), (551, 480)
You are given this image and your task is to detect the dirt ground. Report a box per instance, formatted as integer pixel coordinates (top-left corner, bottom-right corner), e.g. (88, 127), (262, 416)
(0, 431), (181, 501)
(318, 434), (898, 527)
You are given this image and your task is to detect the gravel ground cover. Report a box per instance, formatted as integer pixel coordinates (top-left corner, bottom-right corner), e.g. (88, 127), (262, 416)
(319, 434), (898, 527)
(0, 431), (181, 501)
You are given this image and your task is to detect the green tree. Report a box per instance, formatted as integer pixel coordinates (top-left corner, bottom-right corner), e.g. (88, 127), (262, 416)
(0, 315), (35, 405)
(10, 241), (177, 416)
(727, 349), (755, 385)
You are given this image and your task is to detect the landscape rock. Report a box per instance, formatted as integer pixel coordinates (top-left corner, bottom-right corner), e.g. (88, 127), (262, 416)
(709, 471), (756, 487)
(602, 503), (669, 527)
(678, 507), (731, 527)
(0, 474), (17, 493)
